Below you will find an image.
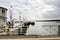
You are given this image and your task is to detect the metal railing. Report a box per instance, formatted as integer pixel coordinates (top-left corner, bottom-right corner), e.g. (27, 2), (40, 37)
(0, 26), (28, 35)
(0, 25), (59, 36)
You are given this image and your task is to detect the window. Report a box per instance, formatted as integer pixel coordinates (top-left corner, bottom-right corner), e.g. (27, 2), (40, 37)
(2, 9), (5, 13)
(3, 18), (5, 22)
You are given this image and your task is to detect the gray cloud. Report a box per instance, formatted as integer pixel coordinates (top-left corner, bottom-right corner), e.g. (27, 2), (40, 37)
(38, 0), (60, 20)
(42, 0), (60, 8)
(43, 8), (60, 19)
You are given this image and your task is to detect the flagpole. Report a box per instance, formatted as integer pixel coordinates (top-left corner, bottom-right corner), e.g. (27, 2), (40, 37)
(9, 6), (14, 28)
(10, 6), (13, 21)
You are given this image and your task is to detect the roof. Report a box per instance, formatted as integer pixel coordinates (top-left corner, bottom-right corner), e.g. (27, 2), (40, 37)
(0, 7), (7, 10)
(36, 20), (60, 22)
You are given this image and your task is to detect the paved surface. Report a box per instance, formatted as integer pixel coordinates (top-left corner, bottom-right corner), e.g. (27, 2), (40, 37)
(0, 38), (60, 40)
(0, 36), (60, 40)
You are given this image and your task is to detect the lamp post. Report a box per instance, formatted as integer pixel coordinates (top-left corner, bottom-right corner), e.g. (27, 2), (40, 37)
(18, 12), (24, 35)
(18, 12), (22, 35)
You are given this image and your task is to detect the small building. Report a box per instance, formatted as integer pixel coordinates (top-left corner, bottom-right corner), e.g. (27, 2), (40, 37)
(0, 7), (7, 26)
(26, 20), (60, 36)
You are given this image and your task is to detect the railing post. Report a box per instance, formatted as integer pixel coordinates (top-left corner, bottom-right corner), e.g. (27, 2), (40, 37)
(58, 25), (60, 36)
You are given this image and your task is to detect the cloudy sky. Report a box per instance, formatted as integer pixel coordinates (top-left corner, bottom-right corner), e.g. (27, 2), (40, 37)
(0, 0), (60, 21)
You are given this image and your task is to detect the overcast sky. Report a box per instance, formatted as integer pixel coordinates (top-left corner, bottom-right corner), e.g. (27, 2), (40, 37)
(0, 0), (60, 21)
